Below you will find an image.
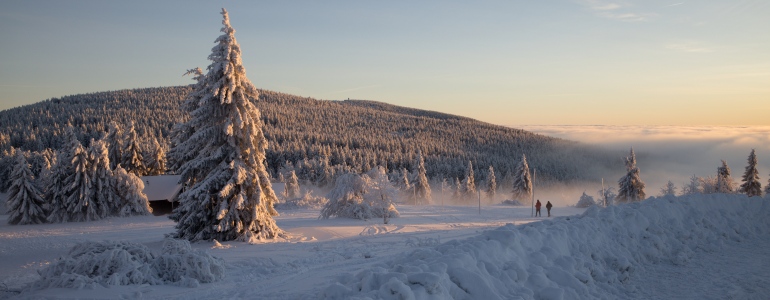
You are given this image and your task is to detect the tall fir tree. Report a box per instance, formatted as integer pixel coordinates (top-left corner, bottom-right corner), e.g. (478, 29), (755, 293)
(65, 144), (100, 222)
(88, 139), (115, 218)
(616, 148), (646, 203)
(716, 160), (734, 193)
(105, 121), (124, 170)
(169, 8), (283, 242)
(46, 127), (81, 223)
(7, 152), (48, 225)
(739, 149), (762, 197)
(121, 121), (146, 176)
(486, 165), (497, 201)
(511, 154), (532, 202)
(413, 151), (431, 204)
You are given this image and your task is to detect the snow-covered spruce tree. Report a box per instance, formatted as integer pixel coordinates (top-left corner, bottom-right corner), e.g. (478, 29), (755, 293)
(88, 139), (116, 218)
(462, 161), (476, 201)
(575, 191), (595, 208)
(65, 144), (102, 222)
(144, 137), (167, 176)
(413, 151), (431, 205)
(0, 147), (18, 193)
(284, 170), (300, 200)
(511, 154), (532, 203)
(486, 165), (497, 201)
(739, 149), (762, 197)
(167, 68), (204, 174)
(716, 160), (734, 193)
(105, 121), (123, 170)
(121, 121), (146, 176)
(46, 127), (82, 223)
(112, 165), (151, 216)
(169, 9), (283, 242)
(659, 180), (677, 197)
(616, 148), (646, 203)
(7, 152), (47, 225)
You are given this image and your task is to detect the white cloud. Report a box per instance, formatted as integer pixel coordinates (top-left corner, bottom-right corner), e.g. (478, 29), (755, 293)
(576, 0), (657, 22)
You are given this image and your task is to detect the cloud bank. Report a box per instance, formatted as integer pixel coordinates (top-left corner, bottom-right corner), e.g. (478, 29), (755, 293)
(518, 125), (770, 203)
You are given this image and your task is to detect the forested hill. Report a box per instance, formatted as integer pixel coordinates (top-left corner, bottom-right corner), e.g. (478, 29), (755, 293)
(0, 86), (616, 184)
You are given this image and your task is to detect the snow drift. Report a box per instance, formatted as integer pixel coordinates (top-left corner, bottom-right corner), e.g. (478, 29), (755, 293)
(30, 238), (225, 290)
(322, 194), (770, 299)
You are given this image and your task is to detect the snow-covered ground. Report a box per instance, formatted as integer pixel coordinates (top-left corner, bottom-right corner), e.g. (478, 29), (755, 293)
(1, 194), (769, 299)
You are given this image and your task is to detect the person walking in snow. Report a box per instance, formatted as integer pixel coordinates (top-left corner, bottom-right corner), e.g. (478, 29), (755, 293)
(535, 199), (541, 217)
(546, 201), (553, 217)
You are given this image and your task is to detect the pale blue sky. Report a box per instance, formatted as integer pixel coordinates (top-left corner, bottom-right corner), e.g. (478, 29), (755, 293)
(1, 0), (768, 125)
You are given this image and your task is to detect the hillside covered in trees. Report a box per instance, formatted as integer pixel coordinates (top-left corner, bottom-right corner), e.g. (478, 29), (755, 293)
(0, 86), (617, 185)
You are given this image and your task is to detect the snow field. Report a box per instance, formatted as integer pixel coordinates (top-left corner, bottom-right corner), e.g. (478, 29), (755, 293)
(322, 194), (770, 299)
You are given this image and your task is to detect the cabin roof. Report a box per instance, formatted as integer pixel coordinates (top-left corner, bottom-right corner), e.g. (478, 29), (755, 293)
(140, 175), (183, 202)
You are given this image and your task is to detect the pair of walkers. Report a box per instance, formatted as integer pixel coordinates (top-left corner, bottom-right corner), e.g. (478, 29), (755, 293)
(535, 200), (552, 217)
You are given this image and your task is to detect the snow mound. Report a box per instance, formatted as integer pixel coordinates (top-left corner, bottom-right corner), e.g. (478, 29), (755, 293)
(322, 194), (770, 299)
(31, 238), (225, 290)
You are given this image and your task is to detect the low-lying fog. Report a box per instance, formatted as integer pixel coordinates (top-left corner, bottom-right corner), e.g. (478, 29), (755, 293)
(517, 125), (770, 207)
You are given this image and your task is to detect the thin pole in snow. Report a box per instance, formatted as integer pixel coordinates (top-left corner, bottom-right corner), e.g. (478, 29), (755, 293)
(478, 189), (481, 215)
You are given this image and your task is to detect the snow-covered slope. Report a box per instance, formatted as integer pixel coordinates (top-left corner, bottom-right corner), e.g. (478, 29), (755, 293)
(323, 194), (770, 299)
(1, 194), (768, 299)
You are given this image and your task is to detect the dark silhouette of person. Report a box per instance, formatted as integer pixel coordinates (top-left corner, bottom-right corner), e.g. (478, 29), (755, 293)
(535, 199), (541, 217)
(546, 201), (553, 217)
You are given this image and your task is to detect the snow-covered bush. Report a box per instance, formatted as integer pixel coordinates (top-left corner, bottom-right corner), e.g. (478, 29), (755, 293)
(30, 239), (224, 290)
(275, 190), (328, 210)
(501, 199), (525, 206)
(575, 191), (595, 208)
(319, 167), (399, 220)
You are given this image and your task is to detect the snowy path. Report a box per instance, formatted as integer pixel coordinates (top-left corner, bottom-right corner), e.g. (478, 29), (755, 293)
(630, 232), (770, 299)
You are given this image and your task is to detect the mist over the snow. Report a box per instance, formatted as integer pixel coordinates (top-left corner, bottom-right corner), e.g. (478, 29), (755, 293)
(517, 125), (770, 205)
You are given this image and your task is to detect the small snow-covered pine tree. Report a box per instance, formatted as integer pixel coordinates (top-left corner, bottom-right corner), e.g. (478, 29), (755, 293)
(739, 149), (762, 197)
(413, 151), (431, 205)
(112, 165), (151, 216)
(659, 180), (677, 197)
(716, 160), (734, 193)
(284, 170), (300, 200)
(144, 137), (166, 176)
(7, 152), (47, 225)
(681, 175), (701, 195)
(511, 154), (532, 202)
(616, 148), (646, 203)
(452, 177), (462, 200)
(121, 121), (146, 176)
(486, 165), (496, 201)
(462, 161), (476, 201)
(169, 9), (282, 242)
(575, 192), (595, 208)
